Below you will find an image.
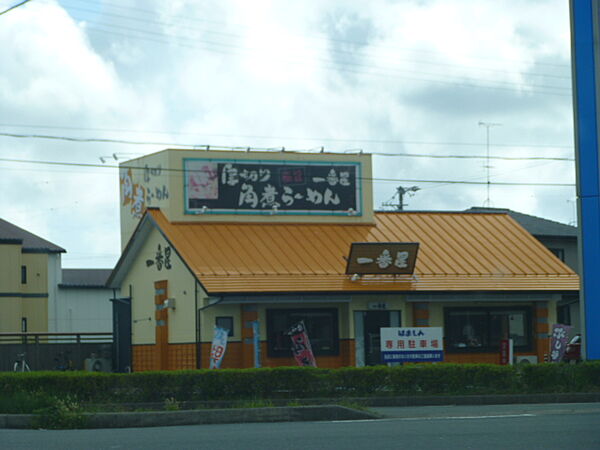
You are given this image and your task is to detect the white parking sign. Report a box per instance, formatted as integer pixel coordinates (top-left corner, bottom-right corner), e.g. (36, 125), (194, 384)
(380, 327), (444, 363)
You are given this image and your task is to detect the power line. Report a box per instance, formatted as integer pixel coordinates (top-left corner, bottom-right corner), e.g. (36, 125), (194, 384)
(0, 131), (198, 147)
(70, 0), (572, 70)
(0, 130), (574, 158)
(0, 156), (576, 187)
(80, 23), (570, 96)
(0, 0), (32, 16)
(62, 2), (571, 82)
(48, 2), (571, 96)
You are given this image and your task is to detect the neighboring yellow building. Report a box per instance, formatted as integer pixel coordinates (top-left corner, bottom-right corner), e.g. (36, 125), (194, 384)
(0, 219), (65, 333)
(108, 149), (579, 371)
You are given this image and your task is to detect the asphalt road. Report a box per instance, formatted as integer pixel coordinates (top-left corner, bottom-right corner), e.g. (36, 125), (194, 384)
(2, 403), (599, 450)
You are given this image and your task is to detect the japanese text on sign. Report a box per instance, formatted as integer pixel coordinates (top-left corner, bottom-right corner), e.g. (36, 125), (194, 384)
(380, 327), (444, 363)
(346, 242), (419, 275)
(145, 244), (172, 271)
(184, 159), (361, 215)
(287, 321), (317, 367)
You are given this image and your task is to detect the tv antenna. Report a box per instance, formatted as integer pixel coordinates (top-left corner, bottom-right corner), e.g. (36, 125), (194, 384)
(478, 121), (502, 206)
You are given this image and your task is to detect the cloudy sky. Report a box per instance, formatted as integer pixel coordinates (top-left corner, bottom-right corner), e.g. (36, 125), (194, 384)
(0, 0), (575, 268)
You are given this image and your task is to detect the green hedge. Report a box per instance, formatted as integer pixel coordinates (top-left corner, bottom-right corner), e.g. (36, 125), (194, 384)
(0, 363), (598, 406)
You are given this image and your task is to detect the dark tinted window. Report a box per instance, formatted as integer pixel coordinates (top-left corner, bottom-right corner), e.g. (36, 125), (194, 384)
(267, 308), (339, 357)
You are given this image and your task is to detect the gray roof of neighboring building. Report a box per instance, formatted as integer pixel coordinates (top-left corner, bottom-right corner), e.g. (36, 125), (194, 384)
(0, 218), (65, 253)
(60, 269), (112, 289)
(464, 207), (578, 238)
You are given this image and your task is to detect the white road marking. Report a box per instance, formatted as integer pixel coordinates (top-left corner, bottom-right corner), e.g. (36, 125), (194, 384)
(328, 414), (536, 424)
(399, 414), (536, 421)
(329, 419), (384, 423)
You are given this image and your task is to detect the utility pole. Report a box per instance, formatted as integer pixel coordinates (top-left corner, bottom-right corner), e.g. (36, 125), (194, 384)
(478, 121), (502, 206)
(382, 186), (420, 210)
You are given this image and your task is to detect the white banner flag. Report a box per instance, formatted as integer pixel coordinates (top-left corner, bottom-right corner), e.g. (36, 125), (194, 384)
(209, 326), (229, 369)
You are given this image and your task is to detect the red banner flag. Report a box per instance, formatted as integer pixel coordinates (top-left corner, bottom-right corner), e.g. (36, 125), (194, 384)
(287, 321), (317, 367)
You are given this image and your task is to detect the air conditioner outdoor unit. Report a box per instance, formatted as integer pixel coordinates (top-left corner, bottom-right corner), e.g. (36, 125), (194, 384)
(515, 355), (538, 364)
(84, 358), (112, 372)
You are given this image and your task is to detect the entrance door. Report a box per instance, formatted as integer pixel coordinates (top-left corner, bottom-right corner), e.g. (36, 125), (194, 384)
(354, 310), (401, 366)
(364, 311), (390, 366)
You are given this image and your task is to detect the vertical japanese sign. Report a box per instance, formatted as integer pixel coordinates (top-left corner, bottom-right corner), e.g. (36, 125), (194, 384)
(499, 339), (514, 365)
(120, 162), (169, 220)
(209, 326), (229, 369)
(287, 321), (317, 367)
(145, 243), (173, 271)
(380, 327), (444, 363)
(549, 324), (573, 363)
(184, 158), (361, 215)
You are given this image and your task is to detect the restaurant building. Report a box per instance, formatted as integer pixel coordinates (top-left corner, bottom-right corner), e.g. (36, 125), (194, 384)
(107, 149), (579, 370)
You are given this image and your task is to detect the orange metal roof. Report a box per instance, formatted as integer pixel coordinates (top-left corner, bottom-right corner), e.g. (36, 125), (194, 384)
(148, 209), (579, 294)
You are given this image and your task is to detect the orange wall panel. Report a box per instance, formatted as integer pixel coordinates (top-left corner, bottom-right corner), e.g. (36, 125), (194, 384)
(132, 344), (158, 372)
(167, 343), (197, 370)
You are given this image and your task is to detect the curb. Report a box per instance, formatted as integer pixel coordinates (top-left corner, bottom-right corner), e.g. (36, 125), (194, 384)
(1, 393), (599, 429)
(360, 392), (600, 407)
(0, 405), (380, 429)
(84, 392), (600, 412)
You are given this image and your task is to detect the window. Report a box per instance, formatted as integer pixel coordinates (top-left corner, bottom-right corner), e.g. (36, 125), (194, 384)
(557, 304), (571, 325)
(21, 317), (27, 333)
(21, 266), (27, 284)
(267, 308), (339, 357)
(444, 307), (532, 353)
(215, 316), (234, 337)
(549, 248), (565, 262)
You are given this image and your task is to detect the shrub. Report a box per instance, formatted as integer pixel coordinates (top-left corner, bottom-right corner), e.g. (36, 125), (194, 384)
(0, 390), (55, 414)
(0, 362), (598, 406)
(31, 395), (88, 429)
(518, 361), (600, 393)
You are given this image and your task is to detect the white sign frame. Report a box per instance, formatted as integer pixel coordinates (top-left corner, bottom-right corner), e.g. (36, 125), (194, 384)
(380, 327), (444, 363)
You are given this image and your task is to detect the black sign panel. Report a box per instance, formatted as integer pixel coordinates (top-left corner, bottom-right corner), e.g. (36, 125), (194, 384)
(346, 242), (419, 275)
(184, 158), (361, 215)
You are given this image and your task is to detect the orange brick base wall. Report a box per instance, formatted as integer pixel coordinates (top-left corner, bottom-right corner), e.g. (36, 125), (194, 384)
(132, 343), (196, 372)
(444, 352), (539, 364)
(133, 341), (353, 371)
(199, 339), (355, 369)
(133, 341), (544, 370)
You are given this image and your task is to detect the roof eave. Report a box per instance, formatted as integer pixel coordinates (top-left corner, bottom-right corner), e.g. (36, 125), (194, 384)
(106, 212), (155, 288)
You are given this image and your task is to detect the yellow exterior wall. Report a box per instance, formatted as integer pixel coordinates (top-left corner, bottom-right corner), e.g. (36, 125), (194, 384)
(121, 227), (197, 345)
(348, 294), (408, 337)
(0, 244), (21, 292)
(199, 301), (242, 343)
(0, 245), (49, 332)
(547, 299), (558, 325)
(21, 254), (48, 294)
(1, 298), (21, 332)
(22, 298), (47, 332)
(429, 303), (444, 327)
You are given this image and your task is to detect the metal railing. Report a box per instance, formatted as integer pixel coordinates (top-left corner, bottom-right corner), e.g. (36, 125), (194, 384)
(0, 332), (113, 372)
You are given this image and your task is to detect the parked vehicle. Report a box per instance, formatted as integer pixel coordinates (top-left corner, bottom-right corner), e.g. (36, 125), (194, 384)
(563, 334), (581, 362)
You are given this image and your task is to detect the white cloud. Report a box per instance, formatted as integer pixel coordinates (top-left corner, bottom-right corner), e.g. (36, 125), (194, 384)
(0, 0), (577, 267)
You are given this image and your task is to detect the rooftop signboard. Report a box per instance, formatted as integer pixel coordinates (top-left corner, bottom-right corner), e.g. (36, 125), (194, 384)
(183, 158), (362, 216)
